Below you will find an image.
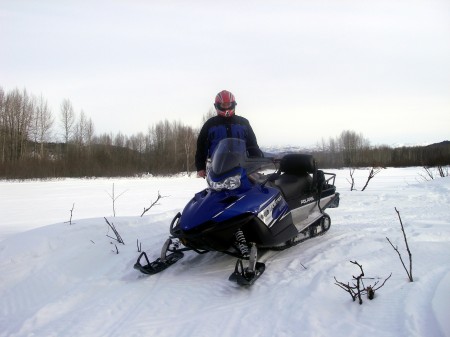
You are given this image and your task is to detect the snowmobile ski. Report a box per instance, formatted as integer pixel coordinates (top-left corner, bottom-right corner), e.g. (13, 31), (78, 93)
(134, 250), (184, 275)
(134, 238), (186, 275)
(229, 243), (266, 286)
(229, 260), (266, 286)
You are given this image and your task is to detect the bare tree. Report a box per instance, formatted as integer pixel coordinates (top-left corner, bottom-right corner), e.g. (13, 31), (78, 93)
(3, 88), (33, 162)
(35, 94), (54, 158)
(184, 128), (195, 175)
(201, 107), (216, 124)
(74, 110), (88, 146)
(84, 116), (95, 154)
(129, 132), (146, 153)
(60, 99), (75, 143)
(19, 89), (34, 158)
(338, 130), (370, 167)
(113, 131), (126, 148)
(0, 86), (6, 163)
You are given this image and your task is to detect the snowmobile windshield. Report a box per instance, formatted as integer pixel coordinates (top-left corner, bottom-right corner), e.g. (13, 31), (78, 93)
(210, 138), (274, 176)
(210, 139), (247, 176)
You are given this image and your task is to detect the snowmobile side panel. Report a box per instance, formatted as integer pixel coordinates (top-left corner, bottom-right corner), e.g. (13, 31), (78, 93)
(243, 211), (298, 246)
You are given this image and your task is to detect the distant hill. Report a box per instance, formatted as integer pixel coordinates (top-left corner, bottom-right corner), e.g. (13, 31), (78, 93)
(425, 140), (450, 149)
(261, 140), (450, 167)
(262, 140), (450, 154)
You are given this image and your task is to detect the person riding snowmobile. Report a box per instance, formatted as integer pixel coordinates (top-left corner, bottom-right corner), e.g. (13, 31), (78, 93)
(195, 90), (261, 178)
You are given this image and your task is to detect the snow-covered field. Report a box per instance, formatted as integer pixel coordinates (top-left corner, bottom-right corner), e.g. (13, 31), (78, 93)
(1, 168), (449, 337)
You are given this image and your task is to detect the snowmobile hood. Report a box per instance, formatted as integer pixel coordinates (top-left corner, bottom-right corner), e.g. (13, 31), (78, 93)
(179, 185), (280, 232)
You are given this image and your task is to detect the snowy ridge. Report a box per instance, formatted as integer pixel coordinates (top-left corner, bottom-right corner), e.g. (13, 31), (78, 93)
(0, 168), (449, 337)
(261, 140), (450, 154)
(261, 144), (313, 155)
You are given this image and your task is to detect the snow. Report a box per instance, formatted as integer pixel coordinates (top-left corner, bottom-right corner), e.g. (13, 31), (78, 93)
(1, 168), (449, 337)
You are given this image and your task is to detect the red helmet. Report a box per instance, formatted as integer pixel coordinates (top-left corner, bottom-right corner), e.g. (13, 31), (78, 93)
(214, 90), (237, 117)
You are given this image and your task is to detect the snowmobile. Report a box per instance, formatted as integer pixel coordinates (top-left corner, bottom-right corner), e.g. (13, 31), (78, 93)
(134, 138), (340, 285)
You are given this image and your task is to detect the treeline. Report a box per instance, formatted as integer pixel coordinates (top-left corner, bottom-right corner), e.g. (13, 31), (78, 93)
(1, 86), (449, 179)
(312, 131), (450, 168)
(0, 86), (198, 178)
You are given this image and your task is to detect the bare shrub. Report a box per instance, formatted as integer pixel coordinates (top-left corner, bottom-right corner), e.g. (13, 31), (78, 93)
(386, 208), (413, 282)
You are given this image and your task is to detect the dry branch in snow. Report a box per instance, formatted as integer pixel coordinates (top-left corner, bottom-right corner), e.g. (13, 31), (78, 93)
(386, 207), (413, 282)
(334, 261), (392, 304)
(104, 217), (124, 244)
(64, 203), (75, 225)
(361, 168), (382, 191)
(106, 183), (127, 217)
(140, 191), (167, 217)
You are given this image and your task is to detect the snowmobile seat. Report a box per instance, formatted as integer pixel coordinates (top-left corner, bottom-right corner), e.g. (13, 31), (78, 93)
(279, 154), (315, 175)
(274, 154), (315, 202)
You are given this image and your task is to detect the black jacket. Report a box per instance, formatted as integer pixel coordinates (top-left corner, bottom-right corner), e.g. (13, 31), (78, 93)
(195, 115), (259, 171)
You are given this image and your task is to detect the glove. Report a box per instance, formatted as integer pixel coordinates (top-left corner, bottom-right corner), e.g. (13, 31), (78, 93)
(197, 170), (206, 178)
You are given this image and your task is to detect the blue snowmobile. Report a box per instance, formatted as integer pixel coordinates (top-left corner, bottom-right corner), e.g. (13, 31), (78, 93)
(134, 138), (340, 285)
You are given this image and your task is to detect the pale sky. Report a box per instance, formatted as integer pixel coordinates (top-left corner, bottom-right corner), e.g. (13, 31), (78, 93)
(1, 0), (449, 147)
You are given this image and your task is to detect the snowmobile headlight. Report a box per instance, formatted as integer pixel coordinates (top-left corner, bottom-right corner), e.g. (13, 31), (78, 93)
(207, 174), (241, 191)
